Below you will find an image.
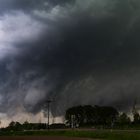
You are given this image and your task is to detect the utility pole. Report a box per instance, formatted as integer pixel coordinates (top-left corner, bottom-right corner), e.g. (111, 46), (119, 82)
(46, 99), (53, 130)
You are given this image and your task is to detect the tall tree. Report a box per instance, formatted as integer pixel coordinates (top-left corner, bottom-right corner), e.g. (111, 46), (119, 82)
(118, 112), (131, 125)
(65, 105), (119, 127)
(133, 112), (140, 124)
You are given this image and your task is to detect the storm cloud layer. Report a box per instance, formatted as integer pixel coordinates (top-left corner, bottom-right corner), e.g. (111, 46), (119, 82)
(0, 0), (140, 119)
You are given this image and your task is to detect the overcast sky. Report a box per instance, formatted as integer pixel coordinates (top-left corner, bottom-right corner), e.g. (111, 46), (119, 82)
(0, 0), (140, 125)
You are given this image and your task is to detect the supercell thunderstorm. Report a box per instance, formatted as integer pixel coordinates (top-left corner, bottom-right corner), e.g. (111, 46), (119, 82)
(0, 0), (140, 124)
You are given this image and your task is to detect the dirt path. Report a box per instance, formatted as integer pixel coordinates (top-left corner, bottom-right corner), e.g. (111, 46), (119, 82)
(0, 136), (99, 140)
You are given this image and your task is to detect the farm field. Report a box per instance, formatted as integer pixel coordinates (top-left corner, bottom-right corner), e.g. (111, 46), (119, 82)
(0, 129), (140, 140)
(0, 136), (95, 140)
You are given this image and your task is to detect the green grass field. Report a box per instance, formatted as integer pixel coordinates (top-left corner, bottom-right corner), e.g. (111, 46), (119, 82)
(0, 130), (140, 140)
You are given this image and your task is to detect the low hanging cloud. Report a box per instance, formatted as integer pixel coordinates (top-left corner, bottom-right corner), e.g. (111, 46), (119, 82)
(0, 0), (140, 121)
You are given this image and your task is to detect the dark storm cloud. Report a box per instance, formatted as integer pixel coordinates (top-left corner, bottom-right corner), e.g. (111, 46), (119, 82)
(0, 0), (140, 117)
(0, 0), (74, 13)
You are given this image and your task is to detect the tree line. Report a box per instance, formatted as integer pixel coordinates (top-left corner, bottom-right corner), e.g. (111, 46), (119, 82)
(1, 121), (66, 131)
(1, 105), (140, 131)
(65, 105), (140, 129)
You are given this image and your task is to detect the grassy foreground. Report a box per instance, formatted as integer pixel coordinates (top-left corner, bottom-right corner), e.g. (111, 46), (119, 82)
(0, 129), (140, 140)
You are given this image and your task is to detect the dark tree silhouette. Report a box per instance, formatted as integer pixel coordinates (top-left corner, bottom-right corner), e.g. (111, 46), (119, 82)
(117, 112), (131, 125)
(65, 105), (118, 127)
(133, 112), (140, 124)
